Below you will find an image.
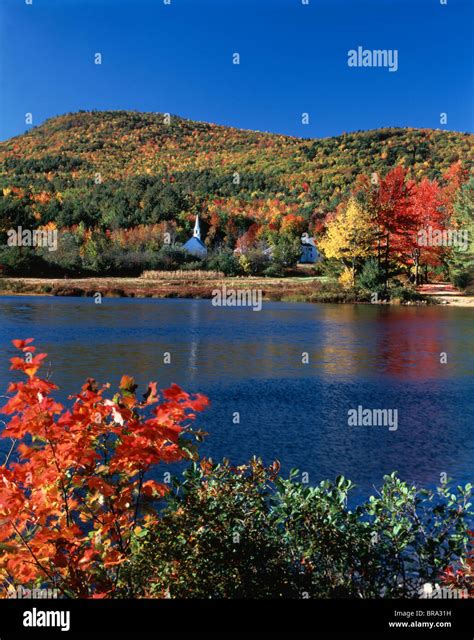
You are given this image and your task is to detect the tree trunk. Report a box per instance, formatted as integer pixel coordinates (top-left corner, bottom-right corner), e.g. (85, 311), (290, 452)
(414, 250), (419, 286)
(383, 234), (390, 295)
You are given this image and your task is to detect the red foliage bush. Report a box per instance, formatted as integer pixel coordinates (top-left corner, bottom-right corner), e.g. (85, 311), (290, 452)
(0, 339), (208, 598)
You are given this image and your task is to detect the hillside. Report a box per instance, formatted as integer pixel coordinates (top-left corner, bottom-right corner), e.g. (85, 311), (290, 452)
(0, 111), (472, 281)
(0, 111), (472, 220)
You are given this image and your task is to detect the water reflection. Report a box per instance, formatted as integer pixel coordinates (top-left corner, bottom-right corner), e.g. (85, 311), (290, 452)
(0, 297), (472, 498)
(1, 298), (471, 382)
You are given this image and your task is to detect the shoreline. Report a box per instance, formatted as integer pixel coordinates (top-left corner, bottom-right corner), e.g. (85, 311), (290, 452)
(0, 275), (330, 303)
(1, 276), (473, 306)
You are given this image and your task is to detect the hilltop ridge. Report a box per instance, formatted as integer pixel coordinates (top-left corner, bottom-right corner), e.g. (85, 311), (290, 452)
(0, 110), (472, 236)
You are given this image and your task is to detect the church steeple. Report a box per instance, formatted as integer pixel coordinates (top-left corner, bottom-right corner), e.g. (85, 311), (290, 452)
(183, 213), (207, 257)
(193, 214), (201, 240)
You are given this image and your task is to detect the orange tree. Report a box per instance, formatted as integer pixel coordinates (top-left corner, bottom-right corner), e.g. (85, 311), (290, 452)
(0, 339), (208, 598)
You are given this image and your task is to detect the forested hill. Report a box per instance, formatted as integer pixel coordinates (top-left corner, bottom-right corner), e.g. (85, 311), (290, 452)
(0, 110), (472, 230)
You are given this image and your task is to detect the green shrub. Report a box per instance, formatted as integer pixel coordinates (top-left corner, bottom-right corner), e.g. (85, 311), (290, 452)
(319, 257), (343, 280)
(39, 230), (82, 274)
(0, 246), (47, 276)
(453, 270), (473, 290)
(389, 284), (424, 303)
(358, 258), (385, 296)
(239, 248), (271, 276)
(121, 460), (472, 599)
(206, 249), (241, 276)
(308, 281), (361, 303)
(152, 245), (190, 270)
(263, 262), (285, 277)
(271, 235), (301, 269)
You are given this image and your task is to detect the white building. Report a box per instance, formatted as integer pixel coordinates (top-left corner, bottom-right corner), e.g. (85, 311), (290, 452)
(299, 234), (320, 264)
(183, 215), (207, 258)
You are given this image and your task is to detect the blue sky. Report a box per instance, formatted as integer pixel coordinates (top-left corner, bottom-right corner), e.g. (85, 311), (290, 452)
(0, 0), (472, 141)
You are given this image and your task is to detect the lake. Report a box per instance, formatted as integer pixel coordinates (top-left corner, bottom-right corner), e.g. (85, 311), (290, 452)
(0, 296), (472, 500)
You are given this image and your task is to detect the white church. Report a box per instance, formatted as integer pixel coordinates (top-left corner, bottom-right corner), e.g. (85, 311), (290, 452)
(183, 215), (207, 257)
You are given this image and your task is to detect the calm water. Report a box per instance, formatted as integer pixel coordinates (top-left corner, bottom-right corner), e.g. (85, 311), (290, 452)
(0, 296), (473, 499)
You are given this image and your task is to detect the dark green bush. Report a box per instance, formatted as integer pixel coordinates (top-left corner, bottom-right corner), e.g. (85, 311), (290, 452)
(389, 284), (424, 303)
(0, 246), (47, 276)
(453, 270), (472, 290)
(358, 258), (385, 296)
(206, 249), (241, 276)
(121, 460), (472, 599)
(239, 248), (271, 276)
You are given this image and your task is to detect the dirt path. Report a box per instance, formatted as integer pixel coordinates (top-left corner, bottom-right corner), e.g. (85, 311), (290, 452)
(417, 283), (474, 307)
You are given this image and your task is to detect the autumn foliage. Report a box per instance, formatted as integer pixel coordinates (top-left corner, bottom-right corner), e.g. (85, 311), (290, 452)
(441, 530), (474, 597)
(318, 162), (472, 291)
(1, 111), (472, 281)
(0, 339), (208, 598)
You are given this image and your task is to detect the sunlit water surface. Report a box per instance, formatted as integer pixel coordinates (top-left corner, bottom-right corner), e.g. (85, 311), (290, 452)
(0, 297), (472, 500)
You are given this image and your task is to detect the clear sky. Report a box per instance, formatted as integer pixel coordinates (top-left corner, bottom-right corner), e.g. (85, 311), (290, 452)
(0, 0), (472, 141)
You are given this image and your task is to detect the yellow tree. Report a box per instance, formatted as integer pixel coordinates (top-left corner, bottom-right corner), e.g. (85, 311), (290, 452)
(319, 198), (376, 286)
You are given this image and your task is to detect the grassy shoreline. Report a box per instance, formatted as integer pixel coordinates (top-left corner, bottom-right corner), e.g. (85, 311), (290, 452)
(1, 275), (473, 305)
(0, 275), (328, 302)
(0, 275), (428, 304)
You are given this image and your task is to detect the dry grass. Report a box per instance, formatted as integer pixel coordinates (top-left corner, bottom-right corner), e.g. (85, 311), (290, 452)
(141, 270), (225, 280)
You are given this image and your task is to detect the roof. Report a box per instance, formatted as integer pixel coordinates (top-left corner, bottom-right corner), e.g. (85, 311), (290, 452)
(183, 236), (207, 255)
